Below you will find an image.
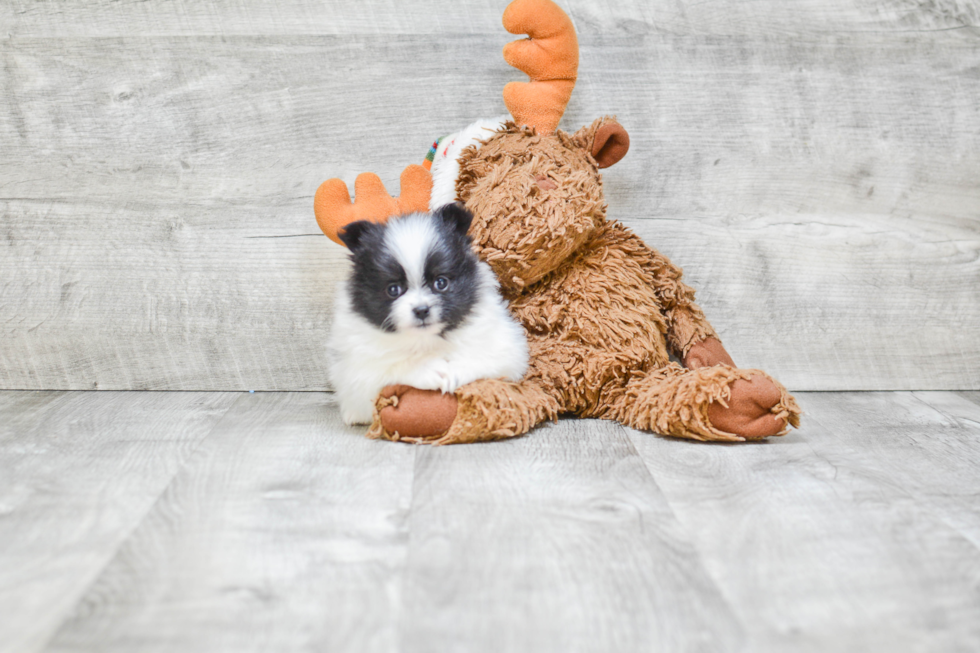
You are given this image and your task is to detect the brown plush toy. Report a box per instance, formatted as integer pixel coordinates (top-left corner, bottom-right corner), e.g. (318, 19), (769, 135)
(315, 0), (801, 444)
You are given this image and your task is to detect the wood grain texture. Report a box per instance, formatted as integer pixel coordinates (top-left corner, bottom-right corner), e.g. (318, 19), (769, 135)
(0, 199), (347, 391)
(2, 390), (980, 651)
(401, 418), (742, 653)
(572, 0), (980, 36)
(42, 391), (416, 653)
(0, 390), (237, 653)
(2, 0), (976, 36)
(841, 391), (980, 549)
(626, 392), (980, 652)
(1, 2), (979, 391)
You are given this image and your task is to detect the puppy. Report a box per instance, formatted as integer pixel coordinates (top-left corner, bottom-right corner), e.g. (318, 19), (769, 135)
(328, 203), (529, 425)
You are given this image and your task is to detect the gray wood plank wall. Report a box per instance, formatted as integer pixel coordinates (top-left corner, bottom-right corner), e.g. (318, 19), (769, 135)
(2, 1), (978, 391)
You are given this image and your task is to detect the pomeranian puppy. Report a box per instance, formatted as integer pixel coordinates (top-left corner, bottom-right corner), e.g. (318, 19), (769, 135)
(328, 203), (528, 425)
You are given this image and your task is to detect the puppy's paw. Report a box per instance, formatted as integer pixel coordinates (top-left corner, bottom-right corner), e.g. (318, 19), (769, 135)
(403, 359), (462, 395)
(402, 360), (451, 393)
(436, 366), (461, 395)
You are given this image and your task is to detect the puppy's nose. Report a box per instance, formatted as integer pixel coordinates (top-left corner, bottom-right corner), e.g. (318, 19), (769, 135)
(413, 305), (431, 320)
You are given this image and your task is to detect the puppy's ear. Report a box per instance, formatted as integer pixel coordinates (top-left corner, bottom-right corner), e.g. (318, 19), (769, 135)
(337, 220), (377, 251)
(436, 202), (474, 236)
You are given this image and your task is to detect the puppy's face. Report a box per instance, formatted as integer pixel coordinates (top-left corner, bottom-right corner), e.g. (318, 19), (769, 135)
(339, 204), (480, 335)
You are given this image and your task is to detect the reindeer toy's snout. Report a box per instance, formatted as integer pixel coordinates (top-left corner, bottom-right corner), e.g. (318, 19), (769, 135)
(314, 0), (801, 444)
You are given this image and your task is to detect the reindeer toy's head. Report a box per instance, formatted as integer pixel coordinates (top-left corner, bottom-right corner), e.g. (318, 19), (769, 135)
(315, 0), (629, 298)
(458, 115), (629, 296)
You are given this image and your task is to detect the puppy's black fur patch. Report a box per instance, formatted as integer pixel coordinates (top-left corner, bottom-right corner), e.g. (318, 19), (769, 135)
(425, 204), (479, 332)
(342, 220), (405, 331)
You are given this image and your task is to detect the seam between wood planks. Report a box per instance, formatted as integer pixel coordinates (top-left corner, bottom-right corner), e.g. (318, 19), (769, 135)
(612, 420), (749, 635)
(30, 392), (246, 653)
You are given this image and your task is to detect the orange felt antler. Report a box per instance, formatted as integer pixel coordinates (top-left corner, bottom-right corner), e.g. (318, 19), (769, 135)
(502, 0), (579, 135)
(314, 164), (432, 246)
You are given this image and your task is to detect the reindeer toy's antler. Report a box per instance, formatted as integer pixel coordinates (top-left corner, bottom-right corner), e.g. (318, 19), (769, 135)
(314, 164), (432, 246)
(502, 0), (579, 135)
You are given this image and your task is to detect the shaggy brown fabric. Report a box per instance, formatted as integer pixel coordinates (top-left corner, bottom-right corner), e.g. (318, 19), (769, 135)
(458, 121), (608, 295)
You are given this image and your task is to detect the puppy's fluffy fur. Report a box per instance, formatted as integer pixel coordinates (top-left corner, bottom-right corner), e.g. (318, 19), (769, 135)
(328, 204), (529, 425)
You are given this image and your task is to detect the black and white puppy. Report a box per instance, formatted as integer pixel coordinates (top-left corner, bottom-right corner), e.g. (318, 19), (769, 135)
(327, 203), (528, 425)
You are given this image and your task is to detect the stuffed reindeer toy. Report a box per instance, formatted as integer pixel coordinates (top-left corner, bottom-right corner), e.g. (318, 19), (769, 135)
(315, 0), (801, 444)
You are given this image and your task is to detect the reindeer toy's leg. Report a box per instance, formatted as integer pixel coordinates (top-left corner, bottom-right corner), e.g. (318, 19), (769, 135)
(595, 223), (802, 442)
(603, 364), (801, 443)
(369, 378), (559, 445)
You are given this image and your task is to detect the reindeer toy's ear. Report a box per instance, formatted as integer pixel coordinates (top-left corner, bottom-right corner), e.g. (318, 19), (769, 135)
(572, 117), (630, 169)
(314, 164), (433, 246)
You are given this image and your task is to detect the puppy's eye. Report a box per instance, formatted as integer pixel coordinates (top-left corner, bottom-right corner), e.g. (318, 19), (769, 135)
(385, 283), (403, 298)
(433, 276), (450, 292)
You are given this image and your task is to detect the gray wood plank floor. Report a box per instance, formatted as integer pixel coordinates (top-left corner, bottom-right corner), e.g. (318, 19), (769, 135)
(2, 390), (979, 652)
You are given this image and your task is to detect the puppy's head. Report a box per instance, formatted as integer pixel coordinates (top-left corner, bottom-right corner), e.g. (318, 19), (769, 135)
(339, 204), (480, 335)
